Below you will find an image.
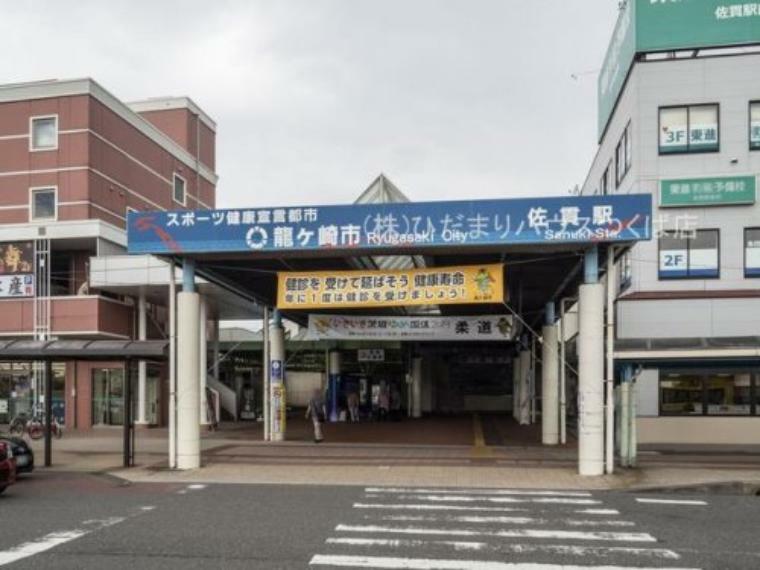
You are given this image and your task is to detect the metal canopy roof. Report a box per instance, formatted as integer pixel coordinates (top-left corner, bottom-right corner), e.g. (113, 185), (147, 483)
(0, 339), (169, 361)
(127, 183), (652, 327)
(185, 237), (606, 328)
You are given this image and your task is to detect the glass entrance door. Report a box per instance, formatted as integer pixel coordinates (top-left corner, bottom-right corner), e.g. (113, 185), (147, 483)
(92, 368), (125, 426)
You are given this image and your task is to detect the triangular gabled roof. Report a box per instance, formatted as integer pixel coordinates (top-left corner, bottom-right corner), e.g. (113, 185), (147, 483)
(351, 174), (436, 315)
(354, 173), (410, 205)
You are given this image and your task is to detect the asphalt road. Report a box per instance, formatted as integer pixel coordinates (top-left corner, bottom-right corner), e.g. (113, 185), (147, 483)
(0, 472), (759, 569)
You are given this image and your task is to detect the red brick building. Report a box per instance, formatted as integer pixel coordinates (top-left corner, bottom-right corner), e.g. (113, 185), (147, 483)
(0, 78), (216, 429)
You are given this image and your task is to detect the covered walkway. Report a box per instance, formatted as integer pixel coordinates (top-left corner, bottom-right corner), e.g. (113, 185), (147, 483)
(126, 189), (652, 476)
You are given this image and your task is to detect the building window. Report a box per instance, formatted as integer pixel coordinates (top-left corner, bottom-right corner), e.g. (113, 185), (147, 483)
(707, 373), (752, 416)
(745, 228), (760, 278)
(30, 115), (58, 151)
(660, 374), (705, 415)
(750, 101), (760, 151)
(615, 122), (632, 188)
(659, 104), (719, 154)
(30, 187), (57, 221)
(173, 173), (186, 205)
(600, 160), (612, 195)
(618, 250), (632, 292)
(658, 229), (719, 279)
(92, 368), (125, 426)
(660, 371), (757, 416)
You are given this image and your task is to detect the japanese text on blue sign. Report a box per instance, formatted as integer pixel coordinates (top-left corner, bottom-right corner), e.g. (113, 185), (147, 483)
(128, 195), (652, 255)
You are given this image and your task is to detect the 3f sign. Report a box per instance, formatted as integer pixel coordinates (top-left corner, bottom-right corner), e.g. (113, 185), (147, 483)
(666, 130), (685, 144)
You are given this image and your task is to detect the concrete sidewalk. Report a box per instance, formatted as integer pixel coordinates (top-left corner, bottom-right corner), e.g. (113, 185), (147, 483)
(20, 420), (760, 492)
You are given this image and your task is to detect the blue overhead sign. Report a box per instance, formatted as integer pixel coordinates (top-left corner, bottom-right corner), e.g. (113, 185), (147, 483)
(127, 194), (652, 255)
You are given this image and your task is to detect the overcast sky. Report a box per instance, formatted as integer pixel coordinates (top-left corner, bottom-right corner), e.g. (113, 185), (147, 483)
(2, 0), (621, 207)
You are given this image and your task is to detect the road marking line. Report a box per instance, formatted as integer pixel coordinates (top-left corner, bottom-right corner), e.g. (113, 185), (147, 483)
(635, 498), (707, 506)
(335, 524), (657, 542)
(324, 537), (683, 560)
(577, 509), (620, 515)
(354, 503), (528, 513)
(309, 554), (698, 569)
(187, 484), (207, 490)
(470, 414), (495, 458)
(365, 494), (600, 505)
(365, 488), (592, 497)
(369, 514), (636, 528)
(0, 517), (125, 567)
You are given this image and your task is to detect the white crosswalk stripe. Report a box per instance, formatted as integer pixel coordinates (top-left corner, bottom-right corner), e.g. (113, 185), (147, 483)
(309, 486), (702, 569)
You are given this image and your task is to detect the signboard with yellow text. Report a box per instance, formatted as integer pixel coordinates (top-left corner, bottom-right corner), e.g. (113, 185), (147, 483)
(277, 264), (505, 310)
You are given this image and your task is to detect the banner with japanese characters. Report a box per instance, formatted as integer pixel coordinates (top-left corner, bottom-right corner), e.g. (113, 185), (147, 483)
(661, 176), (756, 207)
(308, 314), (515, 342)
(127, 195), (652, 255)
(278, 264), (505, 310)
(0, 241), (35, 298)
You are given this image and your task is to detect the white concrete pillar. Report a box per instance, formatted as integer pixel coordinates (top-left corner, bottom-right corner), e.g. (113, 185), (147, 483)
(269, 317), (286, 441)
(629, 378), (638, 467)
(541, 324), (559, 445)
(328, 350), (341, 422)
(518, 350), (531, 425)
(176, 291), (200, 470)
(136, 291), (148, 426)
(619, 381), (630, 467)
(578, 282), (605, 476)
(411, 356), (422, 419)
(199, 297), (209, 426)
(168, 261), (177, 468)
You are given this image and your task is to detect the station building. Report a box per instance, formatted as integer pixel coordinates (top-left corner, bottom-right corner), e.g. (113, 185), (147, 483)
(1, 1), (758, 474)
(583, 0), (760, 445)
(0, 78), (217, 428)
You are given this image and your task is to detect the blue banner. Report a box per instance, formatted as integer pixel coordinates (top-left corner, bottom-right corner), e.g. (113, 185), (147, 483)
(127, 194), (652, 255)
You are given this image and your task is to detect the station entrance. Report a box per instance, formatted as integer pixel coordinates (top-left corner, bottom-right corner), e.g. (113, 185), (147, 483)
(215, 336), (528, 447)
(127, 192), (651, 475)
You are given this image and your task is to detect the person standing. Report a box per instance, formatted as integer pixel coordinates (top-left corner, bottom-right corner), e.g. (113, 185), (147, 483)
(390, 384), (402, 421)
(305, 388), (326, 443)
(378, 385), (390, 422)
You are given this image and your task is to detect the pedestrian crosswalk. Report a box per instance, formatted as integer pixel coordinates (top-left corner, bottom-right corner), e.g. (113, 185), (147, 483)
(309, 486), (700, 569)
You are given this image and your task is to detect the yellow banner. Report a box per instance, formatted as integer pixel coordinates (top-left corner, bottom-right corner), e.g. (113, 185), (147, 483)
(277, 263), (505, 309)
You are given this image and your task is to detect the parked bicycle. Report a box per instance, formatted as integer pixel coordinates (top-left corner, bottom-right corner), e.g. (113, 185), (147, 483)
(9, 412), (63, 440)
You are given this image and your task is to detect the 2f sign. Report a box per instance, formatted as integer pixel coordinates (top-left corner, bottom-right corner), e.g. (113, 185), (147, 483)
(663, 253), (685, 267)
(660, 249), (687, 276)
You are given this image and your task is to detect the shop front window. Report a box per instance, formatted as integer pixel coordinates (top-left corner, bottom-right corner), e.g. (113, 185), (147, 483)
(706, 373), (752, 416)
(0, 362), (65, 424)
(660, 370), (758, 416)
(660, 373), (704, 415)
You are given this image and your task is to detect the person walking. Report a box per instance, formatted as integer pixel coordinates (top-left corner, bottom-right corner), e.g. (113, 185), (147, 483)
(305, 388), (326, 443)
(347, 391), (360, 423)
